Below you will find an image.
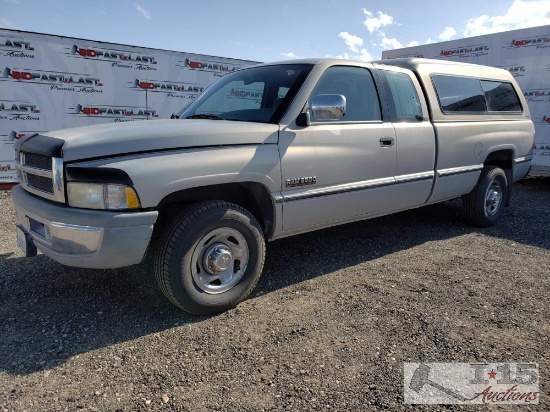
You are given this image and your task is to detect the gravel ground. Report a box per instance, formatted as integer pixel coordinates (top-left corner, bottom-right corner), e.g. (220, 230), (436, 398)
(0, 178), (549, 411)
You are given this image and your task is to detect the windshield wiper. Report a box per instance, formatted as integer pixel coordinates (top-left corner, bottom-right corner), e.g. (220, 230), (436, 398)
(186, 114), (224, 120)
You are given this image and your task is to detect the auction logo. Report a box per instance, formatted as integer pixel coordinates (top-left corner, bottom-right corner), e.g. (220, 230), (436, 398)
(523, 88), (550, 102)
(177, 58), (240, 77)
(70, 104), (158, 122)
(230, 88), (263, 100)
(129, 78), (204, 98)
(509, 35), (550, 49)
(498, 65), (526, 78)
(404, 363), (539, 405)
(0, 99), (41, 121)
(439, 44), (489, 58)
(0, 35), (34, 58)
(1, 67), (103, 93)
(68, 44), (157, 70)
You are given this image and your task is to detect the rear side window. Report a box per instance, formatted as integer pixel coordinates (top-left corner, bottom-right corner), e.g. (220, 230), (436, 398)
(379, 70), (422, 121)
(432, 75), (486, 113)
(480, 80), (522, 112)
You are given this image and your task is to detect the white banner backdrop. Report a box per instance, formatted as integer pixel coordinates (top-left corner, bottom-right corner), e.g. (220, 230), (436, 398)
(0, 29), (259, 182)
(382, 25), (550, 176)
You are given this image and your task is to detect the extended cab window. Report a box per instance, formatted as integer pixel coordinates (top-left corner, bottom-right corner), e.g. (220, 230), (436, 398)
(432, 75), (487, 113)
(310, 66), (381, 122)
(379, 70), (422, 121)
(480, 80), (522, 112)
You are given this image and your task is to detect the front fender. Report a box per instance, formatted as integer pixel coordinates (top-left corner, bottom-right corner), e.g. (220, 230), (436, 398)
(64, 145), (282, 208)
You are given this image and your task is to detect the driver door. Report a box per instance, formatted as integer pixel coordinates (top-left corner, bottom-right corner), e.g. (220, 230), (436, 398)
(278, 65), (396, 233)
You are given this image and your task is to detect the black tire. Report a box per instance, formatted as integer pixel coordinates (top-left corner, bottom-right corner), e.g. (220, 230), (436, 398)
(154, 201), (265, 315)
(463, 166), (508, 228)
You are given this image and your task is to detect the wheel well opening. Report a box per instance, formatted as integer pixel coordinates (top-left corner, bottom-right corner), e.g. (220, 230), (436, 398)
(483, 149), (514, 206)
(155, 182), (275, 238)
(484, 150), (513, 171)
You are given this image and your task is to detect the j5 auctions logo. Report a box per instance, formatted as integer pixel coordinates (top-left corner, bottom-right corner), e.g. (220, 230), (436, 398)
(404, 363), (539, 405)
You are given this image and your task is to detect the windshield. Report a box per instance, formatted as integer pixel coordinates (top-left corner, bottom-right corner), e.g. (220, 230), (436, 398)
(178, 64), (313, 124)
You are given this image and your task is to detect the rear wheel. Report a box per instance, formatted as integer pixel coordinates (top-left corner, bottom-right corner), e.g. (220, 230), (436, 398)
(463, 166), (508, 227)
(154, 201), (265, 315)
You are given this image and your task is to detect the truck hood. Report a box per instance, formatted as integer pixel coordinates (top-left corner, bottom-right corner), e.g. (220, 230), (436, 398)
(46, 119), (279, 162)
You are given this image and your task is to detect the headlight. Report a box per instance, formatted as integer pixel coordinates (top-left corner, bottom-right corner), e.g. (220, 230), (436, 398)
(67, 182), (140, 210)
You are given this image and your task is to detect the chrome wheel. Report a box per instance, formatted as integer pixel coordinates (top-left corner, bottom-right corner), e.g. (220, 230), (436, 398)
(463, 166), (508, 228)
(485, 180), (502, 216)
(189, 227), (249, 294)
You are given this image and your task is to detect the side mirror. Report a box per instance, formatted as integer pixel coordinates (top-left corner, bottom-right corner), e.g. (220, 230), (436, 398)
(311, 94), (346, 121)
(296, 111), (310, 127)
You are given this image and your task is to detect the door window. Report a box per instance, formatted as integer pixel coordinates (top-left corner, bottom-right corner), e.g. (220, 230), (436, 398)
(310, 66), (381, 122)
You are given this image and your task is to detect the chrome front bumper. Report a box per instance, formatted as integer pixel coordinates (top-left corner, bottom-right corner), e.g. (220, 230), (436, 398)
(11, 185), (158, 269)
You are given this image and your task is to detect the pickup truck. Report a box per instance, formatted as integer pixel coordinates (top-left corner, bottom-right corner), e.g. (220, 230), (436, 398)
(12, 58), (535, 315)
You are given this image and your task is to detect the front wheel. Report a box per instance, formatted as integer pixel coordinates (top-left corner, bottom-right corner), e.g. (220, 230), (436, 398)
(154, 201), (265, 315)
(463, 166), (509, 228)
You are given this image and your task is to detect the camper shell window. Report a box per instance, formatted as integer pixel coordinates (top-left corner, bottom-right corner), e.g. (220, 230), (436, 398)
(432, 74), (522, 114)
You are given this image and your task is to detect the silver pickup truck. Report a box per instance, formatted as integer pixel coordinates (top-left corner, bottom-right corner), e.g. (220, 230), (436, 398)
(12, 58), (534, 314)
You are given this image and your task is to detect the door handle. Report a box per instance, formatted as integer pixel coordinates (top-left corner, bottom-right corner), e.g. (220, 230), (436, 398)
(380, 137), (395, 147)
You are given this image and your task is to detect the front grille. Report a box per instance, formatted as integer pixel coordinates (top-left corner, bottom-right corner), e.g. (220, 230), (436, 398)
(23, 152), (52, 171)
(26, 173), (54, 194)
(15, 151), (62, 201)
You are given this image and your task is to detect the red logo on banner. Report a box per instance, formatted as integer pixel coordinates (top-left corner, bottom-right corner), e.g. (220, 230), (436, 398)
(439, 45), (489, 58)
(182, 58), (238, 73)
(2, 67), (102, 87)
(511, 36), (550, 47)
(130, 79), (203, 94)
(70, 44), (157, 64)
(73, 104), (158, 118)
